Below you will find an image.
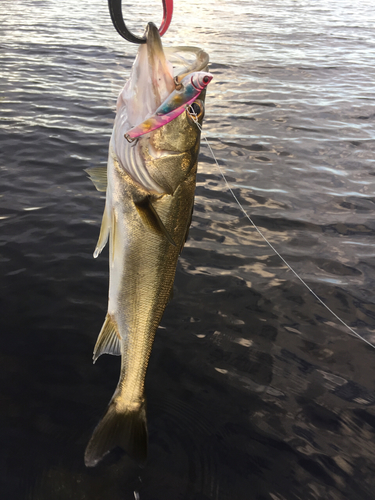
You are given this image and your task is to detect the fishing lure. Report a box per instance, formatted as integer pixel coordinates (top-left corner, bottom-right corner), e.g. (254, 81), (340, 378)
(124, 71), (213, 142)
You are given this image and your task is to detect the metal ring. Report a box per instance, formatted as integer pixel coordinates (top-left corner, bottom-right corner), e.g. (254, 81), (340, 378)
(108, 0), (173, 44)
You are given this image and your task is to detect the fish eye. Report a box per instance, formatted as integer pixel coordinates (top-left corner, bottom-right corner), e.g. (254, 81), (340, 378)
(189, 102), (201, 115)
(203, 76), (210, 84)
(187, 100), (204, 122)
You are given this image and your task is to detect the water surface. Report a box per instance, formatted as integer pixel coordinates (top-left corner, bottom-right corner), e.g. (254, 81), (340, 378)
(1, 0), (375, 499)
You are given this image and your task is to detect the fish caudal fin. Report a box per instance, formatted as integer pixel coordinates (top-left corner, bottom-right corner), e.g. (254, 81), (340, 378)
(84, 397), (148, 467)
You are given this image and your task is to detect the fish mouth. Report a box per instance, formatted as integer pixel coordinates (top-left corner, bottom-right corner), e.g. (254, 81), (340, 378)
(144, 22), (164, 62)
(143, 22), (175, 113)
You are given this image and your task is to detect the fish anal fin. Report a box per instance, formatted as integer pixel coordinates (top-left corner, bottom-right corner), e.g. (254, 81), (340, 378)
(84, 397), (148, 467)
(93, 314), (121, 363)
(94, 204), (110, 258)
(135, 197), (176, 247)
(85, 167), (107, 192)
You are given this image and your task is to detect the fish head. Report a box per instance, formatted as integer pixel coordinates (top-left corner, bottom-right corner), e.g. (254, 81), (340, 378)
(112, 23), (211, 194)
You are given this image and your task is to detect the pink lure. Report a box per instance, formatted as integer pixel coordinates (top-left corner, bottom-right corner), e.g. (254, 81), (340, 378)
(124, 71), (213, 142)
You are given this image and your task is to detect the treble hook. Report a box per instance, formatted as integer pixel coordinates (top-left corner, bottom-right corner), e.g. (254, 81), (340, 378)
(108, 0), (173, 44)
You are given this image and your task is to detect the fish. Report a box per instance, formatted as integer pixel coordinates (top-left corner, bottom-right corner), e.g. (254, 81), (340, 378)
(84, 22), (212, 467)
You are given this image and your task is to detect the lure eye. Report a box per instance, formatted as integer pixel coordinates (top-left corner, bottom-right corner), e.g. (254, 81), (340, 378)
(187, 100), (204, 122)
(203, 76), (210, 84)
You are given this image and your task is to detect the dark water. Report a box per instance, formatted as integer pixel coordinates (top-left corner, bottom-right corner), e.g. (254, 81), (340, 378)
(1, 0), (375, 498)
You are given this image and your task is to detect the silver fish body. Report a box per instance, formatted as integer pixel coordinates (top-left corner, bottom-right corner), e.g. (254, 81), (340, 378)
(84, 23), (210, 467)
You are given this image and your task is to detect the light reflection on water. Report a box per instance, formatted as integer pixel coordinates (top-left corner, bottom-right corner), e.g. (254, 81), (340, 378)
(1, 0), (375, 499)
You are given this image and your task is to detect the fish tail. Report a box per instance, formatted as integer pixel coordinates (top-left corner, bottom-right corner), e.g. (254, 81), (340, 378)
(84, 396), (148, 467)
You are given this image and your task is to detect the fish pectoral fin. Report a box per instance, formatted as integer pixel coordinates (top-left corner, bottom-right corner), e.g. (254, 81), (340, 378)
(134, 197), (176, 247)
(93, 314), (121, 363)
(94, 204), (110, 258)
(84, 166), (107, 192)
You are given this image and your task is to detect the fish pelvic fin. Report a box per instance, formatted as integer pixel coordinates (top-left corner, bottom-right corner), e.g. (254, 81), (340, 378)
(94, 203), (110, 258)
(93, 314), (121, 363)
(84, 397), (148, 467)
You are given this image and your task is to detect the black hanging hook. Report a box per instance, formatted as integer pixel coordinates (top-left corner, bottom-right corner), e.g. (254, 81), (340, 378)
(108, 0), (173, 44)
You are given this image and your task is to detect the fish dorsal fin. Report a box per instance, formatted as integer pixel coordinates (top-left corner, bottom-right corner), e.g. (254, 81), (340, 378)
(135, 197), (176, 247)
(93, 314), (121, 363)
(85, 167), (107, 192)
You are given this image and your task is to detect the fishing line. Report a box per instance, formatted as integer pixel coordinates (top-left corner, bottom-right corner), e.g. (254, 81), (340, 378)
(189, 108), (375, 350)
